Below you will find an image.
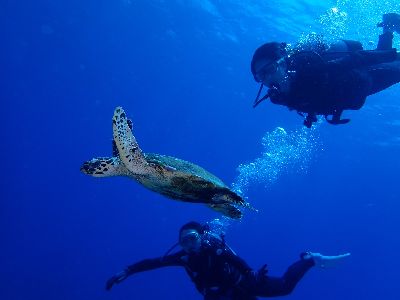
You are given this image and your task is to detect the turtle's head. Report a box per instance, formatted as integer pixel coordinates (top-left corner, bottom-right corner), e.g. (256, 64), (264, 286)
(179, 221), (207, 253)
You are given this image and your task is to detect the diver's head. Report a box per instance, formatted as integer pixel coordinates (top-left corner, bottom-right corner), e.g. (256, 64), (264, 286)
(179, 221), (206, 253)
(251, 42), (288, 86)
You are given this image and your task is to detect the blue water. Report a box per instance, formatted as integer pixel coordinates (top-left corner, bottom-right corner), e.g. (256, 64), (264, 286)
(3, 0), (400, 299)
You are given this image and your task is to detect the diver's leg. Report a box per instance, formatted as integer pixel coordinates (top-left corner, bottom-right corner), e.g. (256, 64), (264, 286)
(366, 61), (400, 95)
(377, 32), (394, 50)
(362, 12), (400, 94)
(252, 258), (314, 297)
(377, 13), (400, 50)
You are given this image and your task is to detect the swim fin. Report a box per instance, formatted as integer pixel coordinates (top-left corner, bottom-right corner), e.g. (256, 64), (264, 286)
(325, 111), (350, 125)
(377, 13), (400, 34)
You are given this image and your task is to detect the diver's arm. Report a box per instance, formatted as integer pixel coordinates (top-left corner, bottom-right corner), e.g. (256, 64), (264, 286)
(125, 251), (185, 274)
(327, 49), (398, 70)
(105, 251), (185, 290)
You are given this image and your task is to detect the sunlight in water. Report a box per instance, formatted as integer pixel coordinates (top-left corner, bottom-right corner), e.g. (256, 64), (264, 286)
(231, 125), (321, 196)
(319, 0), (400, 46)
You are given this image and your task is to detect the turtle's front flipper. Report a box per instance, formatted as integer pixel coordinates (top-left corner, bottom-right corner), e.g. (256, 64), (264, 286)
(112, 119), (133, 156)
(112, 107), (149, 175)
(208, 203), (243, 219)
(81, 156), (130, 177)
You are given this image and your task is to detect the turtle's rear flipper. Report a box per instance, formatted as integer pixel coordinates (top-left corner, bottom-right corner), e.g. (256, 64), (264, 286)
(208, 203), (243, 219)
(112, 107), (149, 175)
(80, 156), (130, 177)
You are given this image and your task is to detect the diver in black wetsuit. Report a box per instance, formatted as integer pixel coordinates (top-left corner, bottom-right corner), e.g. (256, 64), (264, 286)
(105, 221), (350, 299)
(251, 13), (400, 128)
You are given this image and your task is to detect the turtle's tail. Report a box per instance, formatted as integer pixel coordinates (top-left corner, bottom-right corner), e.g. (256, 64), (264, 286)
(80, 156), (130, 177)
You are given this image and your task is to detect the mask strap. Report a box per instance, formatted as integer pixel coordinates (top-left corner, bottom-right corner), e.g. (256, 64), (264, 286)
(253, 83), (270, 108)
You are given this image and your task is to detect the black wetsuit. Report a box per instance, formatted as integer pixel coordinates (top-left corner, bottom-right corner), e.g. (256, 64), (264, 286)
(123, 237), (314, 299)
(269, 32), (400, 127)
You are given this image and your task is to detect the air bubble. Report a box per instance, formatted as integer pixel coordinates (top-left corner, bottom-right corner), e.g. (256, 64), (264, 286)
(232, 124), (322, 196)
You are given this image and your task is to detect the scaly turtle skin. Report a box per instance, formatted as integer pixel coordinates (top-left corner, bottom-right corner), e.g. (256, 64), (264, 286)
(81, 107), (251, 219)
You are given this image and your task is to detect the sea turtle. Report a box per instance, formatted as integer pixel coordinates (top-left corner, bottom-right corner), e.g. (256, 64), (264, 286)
(80, 107), (251, 219)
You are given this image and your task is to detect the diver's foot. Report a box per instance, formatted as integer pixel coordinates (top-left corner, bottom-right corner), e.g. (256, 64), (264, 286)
(377, 13), (400, 34)
(302, 252), (351, 268)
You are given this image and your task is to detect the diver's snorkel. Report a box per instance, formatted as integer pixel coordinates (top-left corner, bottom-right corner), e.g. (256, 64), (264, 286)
(253, 84), (281, 108)
(253, 57), (286, 108)
(253, 83), (270, 108)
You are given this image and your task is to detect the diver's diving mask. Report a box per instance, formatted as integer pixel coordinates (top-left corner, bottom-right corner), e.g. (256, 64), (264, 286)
(180, 230), (202, 252)
(252, 57), (286, 108)
(254, 57), (286, 83)
(254, 61), (279, 83)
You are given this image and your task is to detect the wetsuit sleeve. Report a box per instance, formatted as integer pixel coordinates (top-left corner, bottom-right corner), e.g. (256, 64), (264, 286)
(252, 258), (314, 297)
(125, 250), (185, 275)
(326, 49), (398, 71)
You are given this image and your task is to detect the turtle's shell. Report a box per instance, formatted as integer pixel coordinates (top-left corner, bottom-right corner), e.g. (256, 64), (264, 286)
(146, 153), (225, 186)
(134, 153), (240, 204)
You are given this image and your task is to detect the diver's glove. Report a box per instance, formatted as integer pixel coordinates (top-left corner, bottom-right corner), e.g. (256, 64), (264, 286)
(302, 252), (351, 268)
(256, 264), (268, 280)
(105, 270), (129, 290)
(249, 264), (268, 283)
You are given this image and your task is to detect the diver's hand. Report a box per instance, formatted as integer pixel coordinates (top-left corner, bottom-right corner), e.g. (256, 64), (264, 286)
(105, 270), (129, 290)
(256, 264), (268, 280)
(250, 264), (268, 282)
(303, 252), (351, 268)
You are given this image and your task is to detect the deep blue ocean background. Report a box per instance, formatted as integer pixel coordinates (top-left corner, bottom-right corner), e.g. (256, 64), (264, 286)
(3, 0), (400, 299)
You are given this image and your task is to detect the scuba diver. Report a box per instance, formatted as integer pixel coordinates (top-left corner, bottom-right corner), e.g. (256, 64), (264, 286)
(105, 221), (350, 299)
(251, 13), (400, 128)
